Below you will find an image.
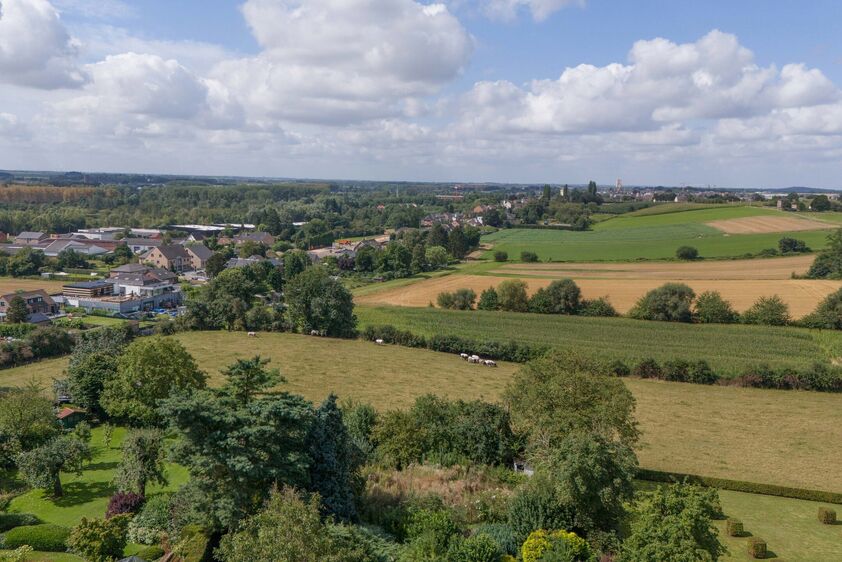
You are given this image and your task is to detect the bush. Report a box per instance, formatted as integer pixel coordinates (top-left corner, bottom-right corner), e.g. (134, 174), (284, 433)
(477, 288), (500, 311)
(748, 537), (767, 559)
(694, 291), (739, 324)
(779, 237), (810, 254)
(628, 283), (695, 322)
(608, 360), (630, 377)
(3, 524), (71, 552)
(128, 494), (171, 545)
(497, 280), (530, 312)
(726, 518), (744, 537)
(742, 295), (790, 326)
(447, 533), (502, 562)
(579, 297), (617, 317)
(507, 476), (572, 544)
(67, 515), (130, 562)
(0, 513), (40, 532)
(818, 507), (837, 524)
(494, 251), (509, 262)
(520, 251), (539, 263)
(136, 544), (166, 560)
(632, 358), (662, 379)
(801, 287), (842, 329)
(675, 246), (699, 260)
(528, 279), (581, 315)
(106, 491), (145, 518)
(436, 288), (476, 310)
(474, 523), (519, 556)
(521, 529), (591, 562)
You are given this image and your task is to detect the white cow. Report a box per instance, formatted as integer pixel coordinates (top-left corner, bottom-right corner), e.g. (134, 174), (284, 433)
(468, 355), (481, 364)
(460, 353), (469, 360)
(247, 332), (257, 337)
(484, 360), (497, 367)
(375, 338), (385, 345)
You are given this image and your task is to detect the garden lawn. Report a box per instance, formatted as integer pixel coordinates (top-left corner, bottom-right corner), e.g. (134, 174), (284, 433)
(716, 489), (842, 561)
(480, 206), (836, 262)
(355, 305), (842, 376)
(6, 426), (188, 528)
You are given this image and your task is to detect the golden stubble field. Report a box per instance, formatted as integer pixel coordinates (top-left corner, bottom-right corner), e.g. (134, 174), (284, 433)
(356, 255), (842, 318)
(0, 277), (67, 296)
(706, 214), (835, 234)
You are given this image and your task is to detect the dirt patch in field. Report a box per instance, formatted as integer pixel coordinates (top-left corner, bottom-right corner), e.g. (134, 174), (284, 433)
(495, 255), (814, 280)
(355, 272), (842, 318)
(707, 215), (833, 234)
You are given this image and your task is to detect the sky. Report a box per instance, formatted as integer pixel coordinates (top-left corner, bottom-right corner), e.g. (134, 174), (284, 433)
(2, 0), (842, 187)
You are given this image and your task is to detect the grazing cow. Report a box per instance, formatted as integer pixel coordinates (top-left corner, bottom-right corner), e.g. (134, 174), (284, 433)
(468, 355), (481, 364)
(310, 330), (320, 336)
(484, 360), (497, 367)
(247, 332), (257, 337)
(460, 353), (469, 360)
(375, 338), (385, 345)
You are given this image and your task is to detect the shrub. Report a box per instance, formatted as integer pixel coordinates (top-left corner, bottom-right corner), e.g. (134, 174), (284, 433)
(676, 246), (699, 260)
(507, 476), (572, 544)
(801, 288), (842, 329)
(67, 515), (130, 562)
(447, 534), (502, 562)
(437, 289), (476, 310)
(405, 508), (461, 558)
(528, 279), (581, 315)
(521, 529), (591, 562)
(0, 513), (40, 532)
(632, 358), (662, 379)
(662, 359), (690, 382)
(520, 251), (539, 263)
(726, 518), (744, 537)
(497, 280), (530, 312)
(478, 287), (500, 311)
(474, 523), (519, 556)
(779, 237), (809, 254)
(628, 283), (696, 322)
(494, 251), (509, 262)
(742, 295), (790, 326)
(128, 494), (171, 545)
(747, 537), (767, 559)
(579, 297), (617, 317)
(136, 544), (166, 560)
(106, 491), (145, 518)
(694, 291), (738, 324)
(608, 360), (630, 377)
(818, 507), (837, 524)
(687, 361), (718, 385)
(3, 524), (71, 552)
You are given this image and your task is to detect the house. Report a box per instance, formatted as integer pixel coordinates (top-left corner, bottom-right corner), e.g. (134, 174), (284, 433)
(73, 227), (125, 241)
(40, 239), (109, 258)
(184, 245), (214, 270)
(62, 280), (114, 299)
(57, 407), (86, 429)
(59, 264), (182, 314)
(124, 238), (163, 255)
(233, 232), (275, 246)
(225, 256), (283, 270)
(0, 290), (59, 322)
(14, 231), (48, 245)
(142, 245), (191, 272)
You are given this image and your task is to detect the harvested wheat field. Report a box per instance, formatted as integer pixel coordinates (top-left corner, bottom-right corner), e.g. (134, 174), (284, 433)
(355, 271), (842, 318)
(707, 214), (833, 234)
(494, 254), (814, 280)
(0, 276), (67, 296)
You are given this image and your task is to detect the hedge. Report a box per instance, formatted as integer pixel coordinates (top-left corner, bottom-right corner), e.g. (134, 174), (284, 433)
(637, 468), (842, 504)
(136, 544), (166, 560)
(0, 513), (40, 532)
(3, 523), (71, 552)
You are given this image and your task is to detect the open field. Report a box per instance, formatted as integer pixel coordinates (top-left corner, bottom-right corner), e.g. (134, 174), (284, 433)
(0, 276), (68, 296)
(707, 214), (834, 234)
(481, 206), (838, 262)
(355, 271), (841, 318)
(355, 306), (842, 375)
(717, 490), (842, 561)
(1, 331), (841, 492)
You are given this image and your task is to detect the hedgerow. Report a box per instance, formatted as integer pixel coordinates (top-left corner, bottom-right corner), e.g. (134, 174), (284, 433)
(3, 524), (71, 552)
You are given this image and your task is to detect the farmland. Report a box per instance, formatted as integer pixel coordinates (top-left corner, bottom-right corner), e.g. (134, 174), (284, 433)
(355, 305), (842, 375)
(480, 205), (837, 262)
(0, 276), (68, 296)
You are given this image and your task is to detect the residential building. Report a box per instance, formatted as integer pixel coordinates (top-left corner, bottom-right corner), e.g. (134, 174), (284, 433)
(14, 231), (48, 245)
(62, 280), (114, 299)
(74, 227), (125, 240)
(124, 238), (163, 255)
(0, 289), (59, 322)
(232, 231), (275, 246)
(184, 245), (214, 270)
(142, 245), (191, 272)
(225, 256), (283, 270)
(59, 264), (182, 314)
(41, 239), (109, 257)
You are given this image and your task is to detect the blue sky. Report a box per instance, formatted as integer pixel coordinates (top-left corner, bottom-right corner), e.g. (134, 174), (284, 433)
(2, 0), (842, 187)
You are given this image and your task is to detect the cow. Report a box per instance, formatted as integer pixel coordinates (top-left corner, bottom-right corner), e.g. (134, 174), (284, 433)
(460, 353), (469, 360)
(247, 332), (257, 337)
(375, 338), (385, 345)
(310, 330), (320, 336)
(468, 355), (481, 364)
(484, 360), (497, 367)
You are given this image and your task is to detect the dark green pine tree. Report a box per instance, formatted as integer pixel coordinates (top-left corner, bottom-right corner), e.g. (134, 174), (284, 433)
(307, 394), (358, 522)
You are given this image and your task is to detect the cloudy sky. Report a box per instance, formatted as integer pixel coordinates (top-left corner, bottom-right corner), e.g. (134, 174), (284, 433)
(2, 0), (842, 187)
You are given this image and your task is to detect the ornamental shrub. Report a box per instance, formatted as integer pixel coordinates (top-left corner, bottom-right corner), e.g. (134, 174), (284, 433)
(0, 513), (40, 532)
(67, 515), (130, 562)
(521, 529), (591, 562)
(128, 494), (171, 545)
(726, 518), (744, 537)
(507, 476), (572, 545)
(818, 507), (837, 524)
(474, 523), (519, 556)
(747, 537), (767, 559)
(3, 524), (71, 552)
(106, 491), (145, 518)
(447, 533), (503, 562)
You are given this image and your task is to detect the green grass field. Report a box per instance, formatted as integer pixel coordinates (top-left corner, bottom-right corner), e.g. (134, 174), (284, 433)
(3, 426), (188, 559)
(481, 206), (836, 262)
(356, 305), (842, 376)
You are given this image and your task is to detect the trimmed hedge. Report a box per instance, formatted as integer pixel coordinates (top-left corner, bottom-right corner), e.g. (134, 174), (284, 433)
(748, 537), (767, 559)
(136, 544), (166, 560)
(818, 507), (837, 524)
(3, 523), (71, 552)
(0, 513), (40, 532)
(725, 518), (743, 537)
(638, 468), (842, 505)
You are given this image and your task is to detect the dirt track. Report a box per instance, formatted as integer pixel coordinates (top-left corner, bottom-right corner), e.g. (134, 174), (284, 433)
(707, 215), (833, 234)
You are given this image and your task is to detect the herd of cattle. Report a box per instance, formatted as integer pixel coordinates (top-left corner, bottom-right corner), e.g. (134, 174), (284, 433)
(373, 338), (497, 367)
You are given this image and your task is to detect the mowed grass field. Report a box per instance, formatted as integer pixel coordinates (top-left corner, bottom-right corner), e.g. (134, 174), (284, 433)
(356, 306), (842, 375)
(3, 331), (837, 492)
(481, 206), (837, 262)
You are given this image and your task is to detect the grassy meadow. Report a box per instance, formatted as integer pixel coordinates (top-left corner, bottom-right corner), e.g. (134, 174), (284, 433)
(480, 205), (837, 262)
(355, 305), (842, 376)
